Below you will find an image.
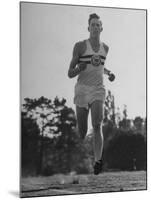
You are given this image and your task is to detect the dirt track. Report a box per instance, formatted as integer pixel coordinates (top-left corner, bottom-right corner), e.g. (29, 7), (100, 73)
(21, 171), (147, 198)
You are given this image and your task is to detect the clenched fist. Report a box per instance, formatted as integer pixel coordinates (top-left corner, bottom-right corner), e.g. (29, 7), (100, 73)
(108, 73), (115, 82)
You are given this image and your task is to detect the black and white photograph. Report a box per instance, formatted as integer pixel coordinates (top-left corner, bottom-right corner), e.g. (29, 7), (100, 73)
(20, 2), (147, 198)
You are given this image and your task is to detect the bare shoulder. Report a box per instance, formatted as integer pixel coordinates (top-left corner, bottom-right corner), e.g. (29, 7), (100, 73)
(73, 40), (86, 56)
(102, 42), (109, 54)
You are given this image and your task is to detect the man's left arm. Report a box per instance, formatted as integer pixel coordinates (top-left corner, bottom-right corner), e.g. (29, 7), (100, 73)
(103, 43), (115, 81)
(104, 67), (111, 76)
(103, 43), (110, 75)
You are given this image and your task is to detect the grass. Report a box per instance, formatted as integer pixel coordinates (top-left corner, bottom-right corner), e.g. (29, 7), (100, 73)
(20, 171), (147, 198)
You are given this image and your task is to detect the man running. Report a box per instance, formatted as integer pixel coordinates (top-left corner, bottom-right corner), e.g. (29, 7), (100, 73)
(68, 13), (115, 175)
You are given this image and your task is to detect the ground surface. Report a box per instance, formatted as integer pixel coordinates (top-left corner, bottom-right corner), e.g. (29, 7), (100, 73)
(21, 171), (147, 198)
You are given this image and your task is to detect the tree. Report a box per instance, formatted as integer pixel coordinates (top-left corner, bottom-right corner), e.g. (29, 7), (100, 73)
(49, 97), (77, 173)
(43, 97), (90, 174)
(105, 130), (147, 170)
(133, 116), (143, 134)
(22, 96), (89, 175)
(118, 105), (132, 131)
(103, 90), (118, 142)
(104, 90), (116, 125)
(22, 96), (56, 174)
(21, 111), (40, 176)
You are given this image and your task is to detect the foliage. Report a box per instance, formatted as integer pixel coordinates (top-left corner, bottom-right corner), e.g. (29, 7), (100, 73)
(22, 96), (91, 175)
(104, 90), (116, 125)
(105, 130), (147, 170)
(21, 92), (147, 176)
(21, 112), (40, 176)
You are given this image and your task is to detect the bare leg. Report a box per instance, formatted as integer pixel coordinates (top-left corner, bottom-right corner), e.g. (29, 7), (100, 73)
(76, 106), (89, 140)
(90, 100), (104, 162)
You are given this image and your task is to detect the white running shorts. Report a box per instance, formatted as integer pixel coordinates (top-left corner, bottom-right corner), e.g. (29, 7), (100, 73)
(74, 83), (106, 109)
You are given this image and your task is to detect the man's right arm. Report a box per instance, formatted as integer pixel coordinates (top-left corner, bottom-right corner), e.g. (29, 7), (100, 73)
(68, 41), (86, 78)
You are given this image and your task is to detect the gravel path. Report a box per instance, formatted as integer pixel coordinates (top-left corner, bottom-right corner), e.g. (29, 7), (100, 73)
(20, 171), (147, 198)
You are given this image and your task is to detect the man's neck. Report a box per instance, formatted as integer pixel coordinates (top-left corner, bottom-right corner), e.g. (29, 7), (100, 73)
(89, 36), (100, 45)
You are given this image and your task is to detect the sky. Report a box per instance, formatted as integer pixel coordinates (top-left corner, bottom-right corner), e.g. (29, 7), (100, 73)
(21, 2), (146, 121)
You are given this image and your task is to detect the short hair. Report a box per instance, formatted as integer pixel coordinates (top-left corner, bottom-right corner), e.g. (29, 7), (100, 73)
(88, 13), (100, 25)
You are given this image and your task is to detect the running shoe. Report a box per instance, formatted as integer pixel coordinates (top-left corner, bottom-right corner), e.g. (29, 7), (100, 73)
(93, 160), (103, 175)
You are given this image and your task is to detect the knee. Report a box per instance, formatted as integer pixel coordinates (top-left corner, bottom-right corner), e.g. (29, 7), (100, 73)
(93, 123), (101, 132)
(92, 120), (103, 132)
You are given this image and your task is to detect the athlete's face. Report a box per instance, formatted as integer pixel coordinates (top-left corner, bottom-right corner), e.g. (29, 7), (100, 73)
(88, 18), (103, 37)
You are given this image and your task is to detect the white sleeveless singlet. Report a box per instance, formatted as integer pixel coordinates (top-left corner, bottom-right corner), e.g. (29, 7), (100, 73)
(74, 39), (107, 109)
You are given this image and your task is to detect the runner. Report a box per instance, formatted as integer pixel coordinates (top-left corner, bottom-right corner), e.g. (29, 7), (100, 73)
(68, 13), (115, 175)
